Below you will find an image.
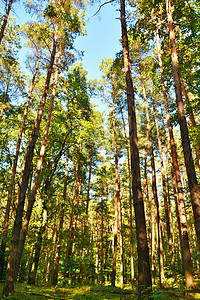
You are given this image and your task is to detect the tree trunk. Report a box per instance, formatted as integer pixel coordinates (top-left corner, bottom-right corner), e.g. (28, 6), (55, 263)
(120, 0), (152, 297)
(150, 86), (175, 273)
(139, 62), (164, 286)
(144, 137), (152, 249)
(181, 79), (200, 174)
(111, 79), (123, 287)
(155, 23), (194, 288)
(0, 53), (40, 280)
(95, 207), (99, 285)
(84, 156), (93, 235)
(166, 0), (200, 260)
(3, 22), (58, 297)
(14, 41), (61, 282)
(64, 155), (80, 278)
(100, 201), (104, 285)
(119, 103), (135, 287)
(0, 0), (13, 43)
(0, 83), (9, 121)
(52, 153), (69, 286)
(28, 210), (48, 285)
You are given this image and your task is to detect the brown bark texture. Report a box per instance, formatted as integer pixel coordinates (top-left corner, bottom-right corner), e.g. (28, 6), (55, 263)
(155, 20), (194, 288)
(120, 0), (152, 297)
(139, 63), (164, 286)
(166, 0), (200, 260)
(0, 53), (40, 280)
(3, 22), (58, 297)
(0, 0), (13, 43)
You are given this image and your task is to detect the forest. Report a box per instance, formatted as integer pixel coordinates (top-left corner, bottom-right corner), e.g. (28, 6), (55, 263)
(0, 0), (200, 299)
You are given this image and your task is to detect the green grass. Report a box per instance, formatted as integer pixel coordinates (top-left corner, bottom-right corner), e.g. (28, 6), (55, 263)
(0, 283), (125, 299)
(1, 282), (200, 299)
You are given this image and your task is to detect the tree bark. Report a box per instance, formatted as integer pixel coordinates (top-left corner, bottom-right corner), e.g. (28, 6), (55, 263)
(166, 0), (200, 260)
(52, 153), (69, 286)
(27, 209), (48, 285)
(84, 156), (93, 235)
(155, 22), (194, 288)
(120, 0), (152, 297)
(3, 21), (58, 297)
(64, 155), (80, 278)
(14, 40), (61, 282)
(0, 53), (40, 280)
(181, 79), (200, 174)
(119, 103), (135, 287)
(95, 204), (99, 284)
(0, 83), (9, 121)
(139, 62), (164, 286)
(150, 86), (175, 273)
(0, 0), (13, 44)
(111, 78), (124, 287)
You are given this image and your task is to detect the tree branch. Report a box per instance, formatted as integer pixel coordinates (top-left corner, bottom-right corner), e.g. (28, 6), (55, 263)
(87, 0), (116, 21)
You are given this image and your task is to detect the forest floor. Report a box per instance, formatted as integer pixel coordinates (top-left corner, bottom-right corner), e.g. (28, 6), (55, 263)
(1, 282), (200, 299)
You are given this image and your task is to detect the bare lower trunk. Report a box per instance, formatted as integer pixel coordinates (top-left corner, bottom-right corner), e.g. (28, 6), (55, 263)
(155, 20), (194, 288)
(95, 206), (99, 284)
(100, 202), (104, 285)
(64, 156), (80, 278)
(111, 81), (123, 287)
(120, 0), (151, 297)
(84, 156), (92, 235)
(119, 103), (134, 287)
(3, 22), (58, 297)
(166, 0), (200, 261)
(150, 86), (175, 273)
(52, 153), (69, 285)
(139, 62), (164, 286)
(28, 212), (47, 285)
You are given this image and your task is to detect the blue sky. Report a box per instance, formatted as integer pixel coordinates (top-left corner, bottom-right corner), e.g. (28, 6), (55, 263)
(1, 1), (122, 111)
(74, 2), (122, 80)
(1, 1), (122, 81)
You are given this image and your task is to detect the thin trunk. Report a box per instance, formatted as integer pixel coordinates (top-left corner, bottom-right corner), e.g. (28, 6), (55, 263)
(3, 22), (58, 297)
(181, 79), (200, 174)
(14, 40), (61, 282)
(100, 201), (104, 285)
(111, 79), (123, 287)
(120, 0), (152, 297)
(84, 156), (92, 235)
(0, 83), (9, 121)
(161, 109), (183, 268)
(0, 53), (40, 280)
(118, 194), (124, 287)
(0, 0), (13, 43)
(119, 103), (135, 287)
(104, 207), (109, 282)
(139, 62), (165, 286)
(150, 86), (175, 273)
(144, 137), (152, 246)
(155, 21), (194, 288)
(151, 196), (156, 284)
(52, 153), (69, 286)
(46, 222), (57, 282)
(64, 156), (79, 278)
(95, 203), (99, 284)
(166, 0), (200, 260)
(27, 210), (48, 285)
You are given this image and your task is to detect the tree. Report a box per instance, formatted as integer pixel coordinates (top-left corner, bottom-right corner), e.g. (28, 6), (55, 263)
(120, 0), (152, 297)
(165, 0), (200, 260)
(0, 0), (14, 44)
